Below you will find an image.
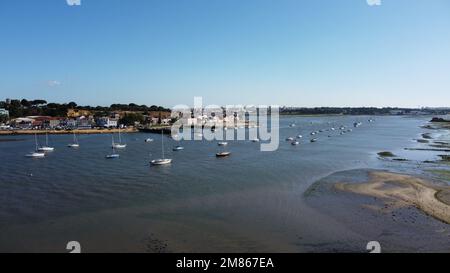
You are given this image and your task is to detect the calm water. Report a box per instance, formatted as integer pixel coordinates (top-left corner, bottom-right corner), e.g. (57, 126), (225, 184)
(0, 116), (448, 252)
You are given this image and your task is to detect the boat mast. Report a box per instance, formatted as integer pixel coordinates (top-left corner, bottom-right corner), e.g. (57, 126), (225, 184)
(35, 133), (38, 151)
(161, 130), (165, 159)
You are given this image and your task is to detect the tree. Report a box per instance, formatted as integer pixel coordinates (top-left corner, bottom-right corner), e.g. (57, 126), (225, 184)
(0, 114), (8, 124)
(21, 99), (31, 107)
(68, 102), (77, 109)
(119, 113), (144, 126)
(31, 99), (47, 106)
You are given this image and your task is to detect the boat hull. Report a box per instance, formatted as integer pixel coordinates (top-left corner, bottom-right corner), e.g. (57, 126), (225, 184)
(216, 152), (231, 157)
(151, 159), (172, 165)
(38, 147), (54, 152)
(26, 152), (45, 158)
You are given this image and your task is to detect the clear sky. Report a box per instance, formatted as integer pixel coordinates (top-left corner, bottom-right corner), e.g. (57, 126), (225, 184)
(1, 0), (449, 108)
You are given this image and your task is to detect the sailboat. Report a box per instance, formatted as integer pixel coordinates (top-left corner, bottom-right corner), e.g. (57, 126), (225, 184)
(26, 134), (46, 158)
(68, 131), (80, 148)
(106, 135), (120, 159)
(38, 132), (55, 152)
(216, 140), (231, 157)
(151, 130), (172, 165)
(112, 127), (127, 149)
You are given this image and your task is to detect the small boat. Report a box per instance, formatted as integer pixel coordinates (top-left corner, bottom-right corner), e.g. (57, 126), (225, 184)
(26, 133), (46, 158)
(286, 137), (294, 141)
(112, 128), (127, 149)
(291, 141), (300, 146)
(38, 132), (55, 152)
(151, 130), (172, 166)
(68, 131), (80, 148)
(173, 146), (184, 151)
(151, 158), (172, 165)
(26, 152), (46, 158)
(297, 135), (303, 139)
(310, 132), (316, 136)
(310, 138), (318, 143)
(218, 142), (228, 146)
(106, 136), (120, 159)
(252, 138), (260, 142)
(216, 152), (231, 157)
(67, 143), (80, 148)
(112, 143), (126, 148)
(38, 146), (55, 152)
(331, 128), (336, 131)
(145, 138), (154, 143)
(289, 123), (296, 128)
(354, 122), (363, 128)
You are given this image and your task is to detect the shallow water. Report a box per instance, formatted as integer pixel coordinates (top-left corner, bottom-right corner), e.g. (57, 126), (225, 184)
(0, 115), (448, 252)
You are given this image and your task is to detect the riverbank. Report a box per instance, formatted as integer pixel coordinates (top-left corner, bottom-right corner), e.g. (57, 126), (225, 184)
(0, 128), (138, 136)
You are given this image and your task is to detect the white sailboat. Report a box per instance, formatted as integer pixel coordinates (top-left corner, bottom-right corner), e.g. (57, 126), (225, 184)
(112, 127), (127, 149)
(38, 132), (55, 152)
(68, 131), (80, 148)
(151, 130), (172, 165)
(106, 135), (120, 159)
(26, 134), (46, 158)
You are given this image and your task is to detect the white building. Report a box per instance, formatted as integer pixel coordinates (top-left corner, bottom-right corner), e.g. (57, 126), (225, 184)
(97, 117), (118, 128)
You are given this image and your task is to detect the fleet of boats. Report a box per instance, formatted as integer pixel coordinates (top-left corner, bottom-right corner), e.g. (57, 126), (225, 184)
(25, 119), (370, 163)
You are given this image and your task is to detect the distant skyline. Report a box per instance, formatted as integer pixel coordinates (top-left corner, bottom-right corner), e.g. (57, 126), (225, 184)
(1, 0), (450, 108)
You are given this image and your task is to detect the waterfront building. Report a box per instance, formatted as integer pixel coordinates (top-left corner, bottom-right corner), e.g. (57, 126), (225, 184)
(97, 117), (118, 128)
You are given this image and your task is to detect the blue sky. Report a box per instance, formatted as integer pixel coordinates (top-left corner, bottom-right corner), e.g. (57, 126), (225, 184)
(0, 0), (449, 107)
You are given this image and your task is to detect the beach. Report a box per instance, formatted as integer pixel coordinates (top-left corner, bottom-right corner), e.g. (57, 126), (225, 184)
(335, 171), (450, 224)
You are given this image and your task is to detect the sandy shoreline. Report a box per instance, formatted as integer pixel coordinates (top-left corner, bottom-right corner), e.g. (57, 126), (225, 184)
(335, 171), (450, 224)
(0, 128), (138, 136)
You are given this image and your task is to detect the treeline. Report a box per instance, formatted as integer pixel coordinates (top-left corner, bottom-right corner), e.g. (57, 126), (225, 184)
(0, 99), (170, 119)
(281, 107), (412, 115)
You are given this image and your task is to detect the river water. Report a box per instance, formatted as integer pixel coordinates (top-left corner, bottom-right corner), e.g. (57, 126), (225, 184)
(0, 115), (448, 252)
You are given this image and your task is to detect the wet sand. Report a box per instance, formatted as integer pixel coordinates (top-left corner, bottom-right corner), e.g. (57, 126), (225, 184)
(305, 169), (450, 252)
(335, 171), (450, 224)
